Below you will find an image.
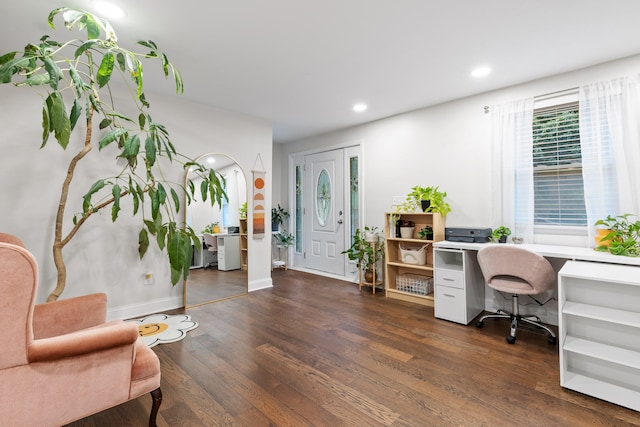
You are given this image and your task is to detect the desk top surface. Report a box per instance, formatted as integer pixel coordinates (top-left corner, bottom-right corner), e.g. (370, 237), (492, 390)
(433, 240), (640, 266)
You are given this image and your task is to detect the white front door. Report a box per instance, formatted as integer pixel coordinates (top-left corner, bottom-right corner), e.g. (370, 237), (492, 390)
(304, 149), (345, 275)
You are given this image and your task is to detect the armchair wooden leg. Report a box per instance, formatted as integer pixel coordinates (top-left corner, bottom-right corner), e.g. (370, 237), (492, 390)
(149, 387), (162, 427)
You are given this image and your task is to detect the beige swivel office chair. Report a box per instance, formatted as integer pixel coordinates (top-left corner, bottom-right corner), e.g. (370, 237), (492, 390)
(203, 233), (218, 269)
(475, 245), (557, 345)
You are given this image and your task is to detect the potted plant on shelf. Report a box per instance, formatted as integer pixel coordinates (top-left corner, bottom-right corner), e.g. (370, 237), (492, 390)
(417, 225), (434, 240)
(490, 226), (512, 243)
(342, 227), (385, 283)
(594, 214), (640, 257)
(406, 185), (452, 216)
(271, 204), (290, 232)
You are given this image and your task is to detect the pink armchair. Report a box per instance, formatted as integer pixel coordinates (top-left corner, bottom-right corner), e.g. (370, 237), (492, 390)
(0, 234), (162, 426)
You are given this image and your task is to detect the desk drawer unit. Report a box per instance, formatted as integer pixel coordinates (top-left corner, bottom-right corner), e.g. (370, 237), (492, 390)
(433, 248), (485, 325)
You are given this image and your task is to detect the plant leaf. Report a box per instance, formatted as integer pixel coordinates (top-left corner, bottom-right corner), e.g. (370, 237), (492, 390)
(98, 128), (126, 150)
(111, 184), (121, 221)
(138, 228), (149, 259)
(45, 92), (71, 149)
(82, 179), (105, 213)
(69, 98), (82, 131)
(97, 51), (114, 88)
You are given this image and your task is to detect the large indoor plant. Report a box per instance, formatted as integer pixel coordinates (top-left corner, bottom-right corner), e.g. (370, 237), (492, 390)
(0, 8), (226, 300)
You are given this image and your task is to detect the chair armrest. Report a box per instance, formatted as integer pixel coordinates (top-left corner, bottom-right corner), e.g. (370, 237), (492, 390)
(32, 293), (107, 339)
(28, 320), (139, 362)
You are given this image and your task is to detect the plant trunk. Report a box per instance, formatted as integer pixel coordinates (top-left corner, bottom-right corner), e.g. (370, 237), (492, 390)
(47, 109), (94, 301)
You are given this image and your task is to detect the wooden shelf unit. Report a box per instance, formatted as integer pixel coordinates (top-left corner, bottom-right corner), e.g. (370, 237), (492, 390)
(384, 212), (445, 307)
(239, 218), (248, 270)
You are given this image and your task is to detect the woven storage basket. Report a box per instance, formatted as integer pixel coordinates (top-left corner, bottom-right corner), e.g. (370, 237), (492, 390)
(396, 273), (434, 295)
(399, 243), (429, 265)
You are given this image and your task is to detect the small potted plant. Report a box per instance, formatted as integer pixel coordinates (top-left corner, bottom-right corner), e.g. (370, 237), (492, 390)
(202, 222), (220, 234)
(406, 185), (452, 216)
(490, 226), (512, 243)
(271, 204), (290, 232)
(417, 225), (434, 240)
(594, 214), (640, 256)
(274, 231), (295, 247)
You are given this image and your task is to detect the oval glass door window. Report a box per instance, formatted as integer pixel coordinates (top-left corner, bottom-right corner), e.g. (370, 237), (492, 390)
(316, 169), (331, 226)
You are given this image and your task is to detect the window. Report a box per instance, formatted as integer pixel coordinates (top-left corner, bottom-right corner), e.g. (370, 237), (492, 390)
(532, 101), (587, 227)
(348, 156), (359, 246)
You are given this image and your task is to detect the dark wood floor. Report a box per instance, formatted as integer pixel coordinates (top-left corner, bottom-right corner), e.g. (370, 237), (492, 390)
(185, 268), (247, 307)
(68, 269), (640, 426)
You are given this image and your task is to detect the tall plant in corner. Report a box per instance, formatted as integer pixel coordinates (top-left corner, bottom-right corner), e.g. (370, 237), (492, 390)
(0, 8), (226, 301)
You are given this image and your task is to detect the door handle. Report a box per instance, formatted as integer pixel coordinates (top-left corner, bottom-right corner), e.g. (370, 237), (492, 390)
(337, 219), (343, 224)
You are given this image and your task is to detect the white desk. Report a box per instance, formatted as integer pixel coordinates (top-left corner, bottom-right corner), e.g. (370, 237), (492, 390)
(434, 241), (640, 266)
(434, 240), (640, 412)
(433, 241), (640, 325)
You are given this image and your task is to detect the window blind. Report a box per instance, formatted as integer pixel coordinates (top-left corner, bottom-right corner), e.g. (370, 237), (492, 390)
(532, 101), (587, 226)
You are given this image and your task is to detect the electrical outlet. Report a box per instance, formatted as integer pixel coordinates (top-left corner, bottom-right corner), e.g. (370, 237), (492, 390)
(144, 272), (153, 285)
(391, 196), (404, 206)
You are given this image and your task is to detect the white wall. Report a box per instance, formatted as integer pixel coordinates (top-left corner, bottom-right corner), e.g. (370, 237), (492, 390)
(277, 54), (640, 324)
(0, 84), (273, 319)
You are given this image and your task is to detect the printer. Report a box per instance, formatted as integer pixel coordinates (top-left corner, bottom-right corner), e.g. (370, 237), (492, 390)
(445, 227), (492, 243)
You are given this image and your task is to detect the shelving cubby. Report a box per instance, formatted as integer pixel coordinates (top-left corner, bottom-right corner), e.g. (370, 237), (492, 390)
(384, 212), (445, 307)
(558, 260), (640, 412)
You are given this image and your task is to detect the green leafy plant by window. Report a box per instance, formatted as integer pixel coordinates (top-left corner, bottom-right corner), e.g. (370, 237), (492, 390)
(0, 8), (226, 300)
(490, 226), (512, 243)
(594, 214), (640, 257)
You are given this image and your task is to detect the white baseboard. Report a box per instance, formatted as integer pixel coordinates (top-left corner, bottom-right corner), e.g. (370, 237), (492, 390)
(107, 296), (183, 320)
(249, 277), (273, 292)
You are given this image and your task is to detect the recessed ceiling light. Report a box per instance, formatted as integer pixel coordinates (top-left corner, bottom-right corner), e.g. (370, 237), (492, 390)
(471, 66), (491, 78)
(93, 1), (126, 20)
(353, 103), (367, 112)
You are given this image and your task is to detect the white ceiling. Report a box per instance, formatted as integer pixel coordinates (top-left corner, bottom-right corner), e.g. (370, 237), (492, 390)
(3, 1), (640, 143)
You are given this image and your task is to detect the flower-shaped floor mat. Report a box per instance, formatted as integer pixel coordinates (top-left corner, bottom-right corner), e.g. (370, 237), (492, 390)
(128, 314), (198, 347)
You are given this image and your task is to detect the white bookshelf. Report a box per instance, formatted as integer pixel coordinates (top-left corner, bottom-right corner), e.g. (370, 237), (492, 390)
(558, 261), (640, 412)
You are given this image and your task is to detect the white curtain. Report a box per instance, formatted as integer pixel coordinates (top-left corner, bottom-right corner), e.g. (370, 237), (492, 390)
(490, 98), (535, 243)
(580, 76), (640, 244)
(225, 169), (240, 226)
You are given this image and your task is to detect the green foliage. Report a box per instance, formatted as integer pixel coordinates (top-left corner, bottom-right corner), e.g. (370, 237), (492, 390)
(274, 231), (295, 247)
(417, 225), (433, 240)
(594, 214), (640, 257)
(490, 226), (512, 242)
(405, 185), (452, 216)
(0, 8), (225, 296)
(272, 204), (290, 226)
(202, 222), (219, 234)
(239, 202), (248, 220)
(341, 226), (384, 272)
